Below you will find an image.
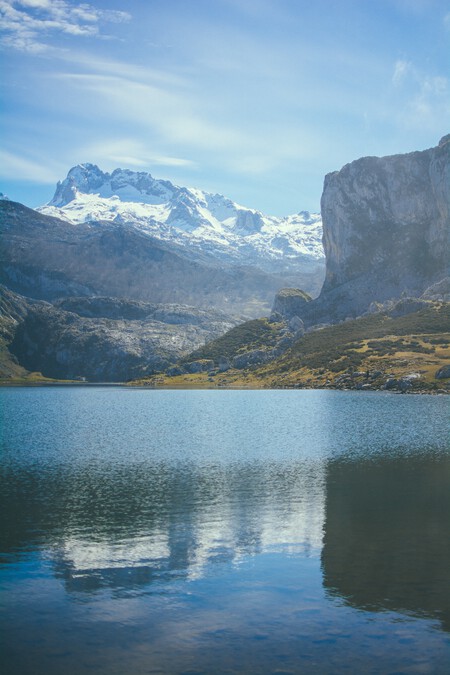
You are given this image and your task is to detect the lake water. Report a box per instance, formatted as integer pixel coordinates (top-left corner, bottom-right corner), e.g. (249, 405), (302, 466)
(1, 387), (449, 674)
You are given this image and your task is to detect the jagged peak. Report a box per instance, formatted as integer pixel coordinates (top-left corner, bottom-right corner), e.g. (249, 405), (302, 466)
(49, 163), (178, 207)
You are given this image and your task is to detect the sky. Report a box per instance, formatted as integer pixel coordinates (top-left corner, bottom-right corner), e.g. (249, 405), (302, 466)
(1, 0), (449, 215)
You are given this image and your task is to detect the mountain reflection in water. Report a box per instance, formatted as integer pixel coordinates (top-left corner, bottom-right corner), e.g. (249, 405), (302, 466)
(1, 388), (449, 674)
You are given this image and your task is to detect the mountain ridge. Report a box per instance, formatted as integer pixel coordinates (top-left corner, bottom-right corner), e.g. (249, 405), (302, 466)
(38, 163), (325, 279)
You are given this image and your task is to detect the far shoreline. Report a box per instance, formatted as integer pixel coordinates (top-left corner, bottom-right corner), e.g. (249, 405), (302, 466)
(1, 380), (448, 394)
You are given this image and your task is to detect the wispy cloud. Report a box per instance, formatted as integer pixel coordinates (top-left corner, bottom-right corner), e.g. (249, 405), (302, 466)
(392, 59), (412, 86)
(391, 59), (450, 129)
(0, 0), (130, 52)
(52, 70), (249, 153)
(81, 139), (197, 170)
(0, 149), (63, 182)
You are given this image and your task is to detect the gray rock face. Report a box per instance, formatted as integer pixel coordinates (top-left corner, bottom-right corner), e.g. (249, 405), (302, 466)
(421, 277), (450, 303)
(435, 365), (450, 380)
(2, 287), (237, 382)
(318, 135), (449, 319)
(271, 288), (312, 320)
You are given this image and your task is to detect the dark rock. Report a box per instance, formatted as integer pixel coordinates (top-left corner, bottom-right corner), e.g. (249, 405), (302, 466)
(218, 357), (231, 372)
(166, 366), (185, 377)
(288, 315), (305, 334)
(186, 360), (214, 373)
(388, 297), (431, 318)
(435, 365), (450, 379)
(320, 136), (449, 317)
(1, 286), (237, 382)
(271, 288), (312, 321)
(286, 137), (449, 328)
(232, 350), (270, 369)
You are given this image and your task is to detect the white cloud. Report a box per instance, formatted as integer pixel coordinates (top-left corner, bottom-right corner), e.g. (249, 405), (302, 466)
(53, 71), (249, 155)
(0, 0), (130, 52)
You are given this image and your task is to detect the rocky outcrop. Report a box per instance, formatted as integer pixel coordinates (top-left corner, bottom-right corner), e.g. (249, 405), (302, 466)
(1, 287), (237, 381)
(270, 288), (311, 321)
(435, 365), (450, 380)
(316, 135), (449, 320)
(421, 277), (450, 303)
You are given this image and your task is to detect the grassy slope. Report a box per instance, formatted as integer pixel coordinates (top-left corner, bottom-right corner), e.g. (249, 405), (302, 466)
(179, 318), (284, 364)
(137, 304), (450, 391)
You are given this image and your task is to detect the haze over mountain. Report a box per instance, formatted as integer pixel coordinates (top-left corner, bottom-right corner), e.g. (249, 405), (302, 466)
(0, 166), (324, 381)
(39, 164), (324, 281)
(1, 137), (448, 384)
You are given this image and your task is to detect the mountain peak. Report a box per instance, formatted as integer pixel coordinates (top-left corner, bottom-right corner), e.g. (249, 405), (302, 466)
(40, 164), (324, 280)
(49, 164), (177, 207)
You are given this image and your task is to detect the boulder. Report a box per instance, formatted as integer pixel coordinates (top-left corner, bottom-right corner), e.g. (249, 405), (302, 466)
(271, 288), (312, 321)
(435, 365), (450, 379)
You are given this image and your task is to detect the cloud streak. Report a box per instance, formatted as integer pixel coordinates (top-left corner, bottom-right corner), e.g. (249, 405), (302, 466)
(0, 0), (130, 52)
(81, 139), (197, 170)
(0, 149), (63, 182)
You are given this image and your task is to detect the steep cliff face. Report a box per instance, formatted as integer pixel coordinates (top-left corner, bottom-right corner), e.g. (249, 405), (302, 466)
(319, 135), (449, 317)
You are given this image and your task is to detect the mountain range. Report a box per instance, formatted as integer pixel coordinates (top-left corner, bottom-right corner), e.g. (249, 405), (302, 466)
(39, 163), (324, 277)
(0, 167), (324, 381)
(1, 136), (448, 385)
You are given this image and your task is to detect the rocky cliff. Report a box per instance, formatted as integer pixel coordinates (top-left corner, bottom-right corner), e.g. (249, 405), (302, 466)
(0, 287), (237, 381)
(317, 135), (449, 319)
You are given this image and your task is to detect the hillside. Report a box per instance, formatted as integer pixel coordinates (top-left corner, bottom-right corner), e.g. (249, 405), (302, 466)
(0, 286), (237, 383)
(139, 303), (450, 392)
(0, 199), (320, 316)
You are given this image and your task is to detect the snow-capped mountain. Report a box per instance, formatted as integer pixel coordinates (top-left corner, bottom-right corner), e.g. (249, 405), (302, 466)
(39, 164), (324, 275)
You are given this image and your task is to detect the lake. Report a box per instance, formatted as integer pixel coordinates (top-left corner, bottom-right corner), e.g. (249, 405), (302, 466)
(1, 387), (449, 674)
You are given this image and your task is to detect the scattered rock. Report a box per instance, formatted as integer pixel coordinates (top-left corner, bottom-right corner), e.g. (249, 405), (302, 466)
(218, 357), (231, 372)
(383, 378), (398, 390)
(421, 277), (450, 303)
(232, 349), (270, 370)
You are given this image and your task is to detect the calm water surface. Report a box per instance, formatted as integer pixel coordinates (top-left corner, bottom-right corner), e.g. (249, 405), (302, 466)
(1, 388), (449, 674)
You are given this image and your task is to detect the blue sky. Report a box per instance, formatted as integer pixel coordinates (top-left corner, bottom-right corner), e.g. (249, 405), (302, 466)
(1, 0), (449, 215)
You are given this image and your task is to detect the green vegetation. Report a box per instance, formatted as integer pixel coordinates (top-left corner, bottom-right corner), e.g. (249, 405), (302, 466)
(256, 303), (450, 389)
(141, 303), (450, 392)
(275, 287), (311, 301)
(180, 317), (284, 364)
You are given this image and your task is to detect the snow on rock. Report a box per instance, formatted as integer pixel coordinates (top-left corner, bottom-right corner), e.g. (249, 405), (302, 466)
(40, 164), (324, 271)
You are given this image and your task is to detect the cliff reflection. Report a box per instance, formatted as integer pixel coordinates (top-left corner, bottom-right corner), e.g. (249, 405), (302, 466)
(322, 454), (450, 631)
